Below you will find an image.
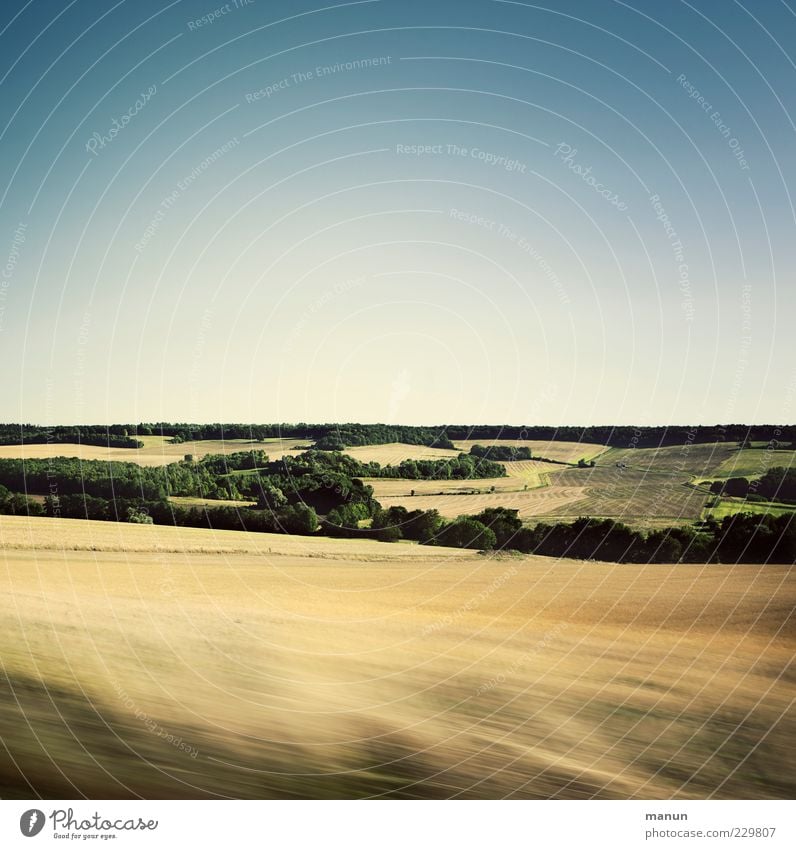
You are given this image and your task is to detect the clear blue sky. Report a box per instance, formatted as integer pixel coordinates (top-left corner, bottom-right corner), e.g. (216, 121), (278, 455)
(1, 0), (794, 426)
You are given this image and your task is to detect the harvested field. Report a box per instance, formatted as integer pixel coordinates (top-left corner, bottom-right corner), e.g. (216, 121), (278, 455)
(340, 442), (461, 464)
(598, 442), (736, 478)
(374, 463), (709, 523)
(365, 460), (553, 500)
(712, 447), (796, 480)
(541, 466), (710, 522)
(452, 439), (608, 464)
(169, 496), (257, 509)
(702, 498), (796, 521)
(377, 482), (588, 519)
(0, 435), (313, 467)
(0, 515), (466, 560)
(1, 516), (793, 799)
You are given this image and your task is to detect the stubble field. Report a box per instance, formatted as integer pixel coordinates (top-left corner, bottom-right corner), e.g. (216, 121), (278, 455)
(1, 515), (793, 800)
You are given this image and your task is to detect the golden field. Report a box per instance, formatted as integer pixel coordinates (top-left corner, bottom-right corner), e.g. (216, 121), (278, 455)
(1, 515), (793, 799)
(0, 438), (726, 525)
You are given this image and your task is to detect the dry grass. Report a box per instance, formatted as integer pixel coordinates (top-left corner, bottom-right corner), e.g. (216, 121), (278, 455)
(3, 516), (791, 800)
(0, 436), (313, 467)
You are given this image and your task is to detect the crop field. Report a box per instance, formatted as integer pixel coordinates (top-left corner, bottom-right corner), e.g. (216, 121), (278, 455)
(452, 439), (609, 464)
(539, 467), (710, 522)
(0, 435), (313, 467)
(1, 437), (788, 531)
(169, 496), (258, 509)
(375, 482), (590, 519)
(597, 442), (737, 478)
(1, 515), (793, 800)
(373, 462), (709, 524)
(365, 460), (553, 502)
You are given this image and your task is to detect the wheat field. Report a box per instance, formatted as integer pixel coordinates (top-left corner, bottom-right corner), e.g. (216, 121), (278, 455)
(0, 436), (312, 467)
(1, 515), (793, 800)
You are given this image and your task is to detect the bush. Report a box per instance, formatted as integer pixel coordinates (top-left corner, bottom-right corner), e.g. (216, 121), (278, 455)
(437, 518), (497, 550)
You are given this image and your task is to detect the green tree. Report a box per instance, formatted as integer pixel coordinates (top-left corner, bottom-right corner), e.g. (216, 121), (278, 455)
(437, 518), (496, 550)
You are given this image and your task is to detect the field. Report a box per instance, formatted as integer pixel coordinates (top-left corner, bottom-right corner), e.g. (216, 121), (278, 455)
(4, 437), (794, 530)
(340, 442), (462, 464)
(0, 435), (313, 467)
(703, 498), (796, 521)
(711, 446), (796, 480)
(452, 438), (609, 464)
(597, 442), (736, 477)
(1, 515), (793, 800)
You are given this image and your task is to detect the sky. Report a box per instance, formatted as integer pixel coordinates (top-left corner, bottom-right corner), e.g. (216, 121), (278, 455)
(0, 0), (794, 427)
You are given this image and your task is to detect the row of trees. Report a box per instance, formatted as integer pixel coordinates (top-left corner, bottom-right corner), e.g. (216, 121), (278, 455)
(0, 425), (142, 448)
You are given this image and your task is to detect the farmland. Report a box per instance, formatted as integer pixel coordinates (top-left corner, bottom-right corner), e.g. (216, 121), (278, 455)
(368, 445), (716, 523)
(0, 435), (313, 467)
(1, 514), (793, 800)
(4, 437), (789, 529)
(452, 438), (609, 464)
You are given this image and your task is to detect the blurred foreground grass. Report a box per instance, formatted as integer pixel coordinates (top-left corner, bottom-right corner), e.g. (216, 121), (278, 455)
(1, 516), (794, 799)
